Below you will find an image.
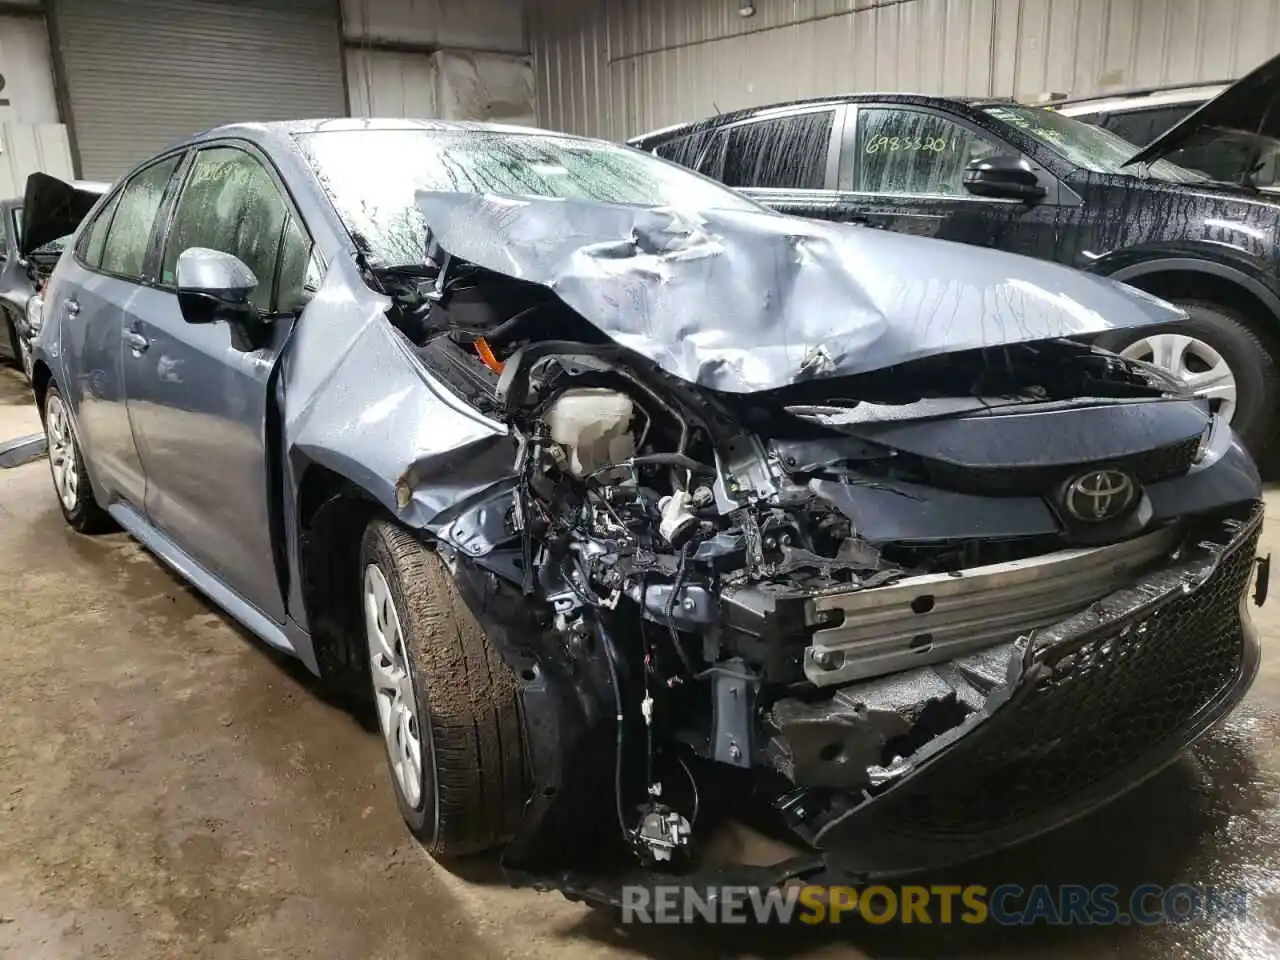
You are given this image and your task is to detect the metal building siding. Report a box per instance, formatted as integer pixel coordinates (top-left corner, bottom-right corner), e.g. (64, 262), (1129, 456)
(529, 0), (1280, 142)
(50, 0), (346, 180)
(341, 0), (527, 53)
(346, 47), (440, 118)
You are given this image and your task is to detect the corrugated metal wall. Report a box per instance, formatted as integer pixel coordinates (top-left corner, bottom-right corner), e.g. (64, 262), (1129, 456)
(346, 48), (442, 118)
(341, 0), (527, 52)
(52, 0), (347, 179)
(528, 0), (1280, 141)
(343, 0), (535, 122)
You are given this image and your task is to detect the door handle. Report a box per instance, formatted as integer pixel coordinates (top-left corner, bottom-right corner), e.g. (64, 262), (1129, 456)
(65, 298), (81, 317)
(125, 331), (150, 354)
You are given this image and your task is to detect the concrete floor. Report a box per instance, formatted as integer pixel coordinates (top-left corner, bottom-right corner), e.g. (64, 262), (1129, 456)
(1, 364), (1278, 959)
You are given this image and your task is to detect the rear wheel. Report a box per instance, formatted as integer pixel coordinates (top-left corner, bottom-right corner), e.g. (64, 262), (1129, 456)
(42, 384), (113, 533)
(1097, 299), (1280, 462)
(359, 518), (526, 858)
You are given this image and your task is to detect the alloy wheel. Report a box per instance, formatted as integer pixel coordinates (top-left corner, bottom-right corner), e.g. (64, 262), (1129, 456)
(45, 394), (79, 512)
(363, 563), (425, 808)
(1120, 333), (1237, 422)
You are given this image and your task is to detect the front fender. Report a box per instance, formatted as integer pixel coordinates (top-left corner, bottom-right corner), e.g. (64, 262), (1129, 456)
(279, 261), (516, 631)
(1087, 250), (1280, 323)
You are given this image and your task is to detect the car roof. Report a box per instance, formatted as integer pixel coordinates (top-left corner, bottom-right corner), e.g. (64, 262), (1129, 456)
(628, 93), (1004, 145)
(1054, 83), (1230, 116)
(182, 117), (607, 153)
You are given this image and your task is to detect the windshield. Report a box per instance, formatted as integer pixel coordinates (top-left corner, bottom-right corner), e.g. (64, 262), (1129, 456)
(981, 104), (1210, 183)
(296, 127), (762, 268)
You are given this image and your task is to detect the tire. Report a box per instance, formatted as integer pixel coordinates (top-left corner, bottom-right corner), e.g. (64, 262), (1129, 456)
(1096, 299), (1280, 463)
(42, 384), (113, 534)
(359, 518), (525, 858)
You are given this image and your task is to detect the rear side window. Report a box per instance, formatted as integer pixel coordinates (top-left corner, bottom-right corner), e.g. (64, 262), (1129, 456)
(79, 192), (122, 268)
(653, 130), (717, 170)
(99, 155), (182, 280)
(715, 112), (835, 189)
(1103, 106), (1196, 146)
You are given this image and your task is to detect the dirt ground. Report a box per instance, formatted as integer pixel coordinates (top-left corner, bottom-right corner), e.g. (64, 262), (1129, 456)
(1, 364), (1279, 959)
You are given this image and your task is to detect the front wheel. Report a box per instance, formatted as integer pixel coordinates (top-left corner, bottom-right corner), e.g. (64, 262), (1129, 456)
(359, 518), (526, 858)
(42, 384), (113, 533)
(1096, 299), (1280, 462)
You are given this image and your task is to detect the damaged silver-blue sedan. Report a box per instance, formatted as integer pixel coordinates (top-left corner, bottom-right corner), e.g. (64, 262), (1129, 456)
(24, 119), (1268, 907)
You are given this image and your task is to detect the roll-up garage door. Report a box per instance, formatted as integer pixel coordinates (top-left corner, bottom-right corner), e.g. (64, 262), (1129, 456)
(50, 0), (345, 180)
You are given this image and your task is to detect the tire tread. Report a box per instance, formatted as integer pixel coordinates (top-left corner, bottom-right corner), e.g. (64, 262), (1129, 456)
(363, 519), (524, 858)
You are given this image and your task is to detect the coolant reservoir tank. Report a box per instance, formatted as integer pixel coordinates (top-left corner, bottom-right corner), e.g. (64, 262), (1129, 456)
(545, 388), (636, 478)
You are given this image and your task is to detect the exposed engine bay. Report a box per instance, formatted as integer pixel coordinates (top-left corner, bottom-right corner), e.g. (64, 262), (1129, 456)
(363, 224), (1267, 906)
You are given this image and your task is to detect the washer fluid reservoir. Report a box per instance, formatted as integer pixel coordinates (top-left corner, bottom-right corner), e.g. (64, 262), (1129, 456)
(544, 388), (636, 478)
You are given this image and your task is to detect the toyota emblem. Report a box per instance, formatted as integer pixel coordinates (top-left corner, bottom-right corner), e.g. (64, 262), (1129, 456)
(1063, 469), (1136, 523)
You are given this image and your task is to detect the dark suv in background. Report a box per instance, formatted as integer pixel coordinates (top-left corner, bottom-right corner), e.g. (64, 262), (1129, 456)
(630, 52), (1280, 463)
(1057, 81), (1280, 192)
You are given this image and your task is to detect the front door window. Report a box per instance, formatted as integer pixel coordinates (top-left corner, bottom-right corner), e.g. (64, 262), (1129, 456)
(162, 147), (302, 313)
(854, 108), (1001, 196)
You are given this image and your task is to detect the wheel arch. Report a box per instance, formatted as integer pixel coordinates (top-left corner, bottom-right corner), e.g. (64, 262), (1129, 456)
(30, 359), (53, 415)
(294, 460), (391, 695)
(1106, 258), (1280, 351)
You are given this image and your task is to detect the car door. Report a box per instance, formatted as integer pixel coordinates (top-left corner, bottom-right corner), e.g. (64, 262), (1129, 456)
(54, 157), (181, 509)
(829, 103), (1068, 257)
(691, 106), (849, 220)
(123, 143), (316, 624)
(0, 204), (20, 359)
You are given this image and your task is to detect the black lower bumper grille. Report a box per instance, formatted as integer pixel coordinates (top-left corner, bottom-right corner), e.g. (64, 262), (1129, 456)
(883, 513), (1260, 837)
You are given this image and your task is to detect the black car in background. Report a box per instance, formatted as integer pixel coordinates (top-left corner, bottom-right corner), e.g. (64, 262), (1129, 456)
(0, 177), (109, 382)
(630, 52), (1280, 462)
(1056, 81), (1280, 192)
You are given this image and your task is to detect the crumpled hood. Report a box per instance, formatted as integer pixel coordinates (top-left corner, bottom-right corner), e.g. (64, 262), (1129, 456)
(1125, 50), (1280, 171)
(415, 191), (1183, 393)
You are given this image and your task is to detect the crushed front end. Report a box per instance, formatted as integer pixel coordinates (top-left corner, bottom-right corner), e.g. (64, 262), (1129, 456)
(416, 331), (1267, 908)
(375, 195), (1267, 906)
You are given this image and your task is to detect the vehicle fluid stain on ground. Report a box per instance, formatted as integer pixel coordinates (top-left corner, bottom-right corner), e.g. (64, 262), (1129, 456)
(0, 364), (1278, 958)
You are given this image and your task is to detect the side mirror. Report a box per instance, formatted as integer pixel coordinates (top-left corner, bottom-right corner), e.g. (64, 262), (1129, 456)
(963, 155), (1047, 203)
(175, 247), (261, 325)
